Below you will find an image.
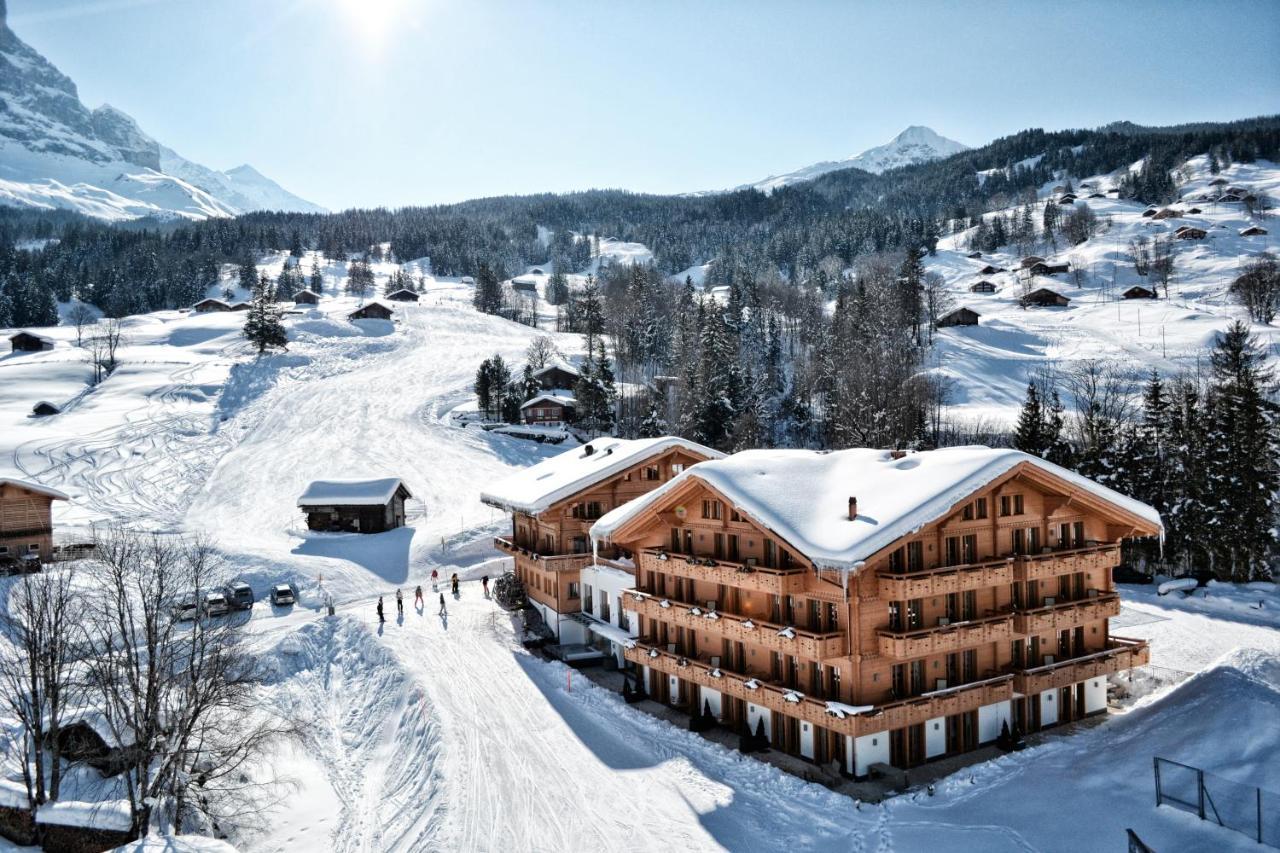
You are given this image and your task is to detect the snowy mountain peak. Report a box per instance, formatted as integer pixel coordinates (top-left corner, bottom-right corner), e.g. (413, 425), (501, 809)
(739, 125), (970, 193)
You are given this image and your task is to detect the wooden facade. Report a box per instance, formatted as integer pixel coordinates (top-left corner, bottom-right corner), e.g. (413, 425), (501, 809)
(1021, 288), (1070, 308)
(299, 482), (411, 533)
(937, 307), (980, 328)
(349, 302), (394, 321)
(192, 298), (231, 313)
(0, 479), (67, 563)
(521, 395), (576, 426)
(601, 459), (1158, 775)
(9, 332), (53, 352)
(293, 289), (320, 304)
(386, 289), (420, 302)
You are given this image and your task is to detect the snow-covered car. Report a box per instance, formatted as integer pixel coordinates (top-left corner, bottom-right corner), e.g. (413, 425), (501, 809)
(269, 583), (296, 607)
(203, 591), (230, 618)
(170, 595), (200, 622)
(224, 581), (255, 610)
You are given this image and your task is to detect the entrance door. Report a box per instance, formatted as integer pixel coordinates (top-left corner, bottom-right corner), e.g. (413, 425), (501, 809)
(800, 720), (815, 760)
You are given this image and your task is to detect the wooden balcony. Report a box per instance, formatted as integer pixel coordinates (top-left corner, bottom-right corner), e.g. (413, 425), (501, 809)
(626, 641), (1013, 738)
(1013, 592), (1121, 635)
(1014, 544), (1120, 583)
(639, 550), (810, 597)
(876, 612), (1015, 659)
(877, 557), (1014, 600)
(1013, 637), (1149, 695)
(628, 591), (846, 661)
(494, 537), (592, 572)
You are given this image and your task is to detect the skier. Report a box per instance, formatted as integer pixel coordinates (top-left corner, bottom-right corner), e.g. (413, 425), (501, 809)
(451, 573), (459, 595)
(481, 575), (490, 598)
(376, 596), (385, 623)
(414, 585), (424, 606)
(438, 593), (447, 616)
(431, 568), (439, 592)
(396, 588), (404, 615)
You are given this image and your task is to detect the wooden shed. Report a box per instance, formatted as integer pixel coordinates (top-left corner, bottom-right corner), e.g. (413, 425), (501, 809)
(349, 302), (394, 321)
(1240, 225), (1268, 237)
(1141, 208), (1158, 218)
(9, 332), (54, 353)
(937, 307), (980, 328)
(48, 714), (135, 776)
(386, 288), (420, 302)
(0, 477), (68, 563)
(293, 288), (320, 305)
(1151, 208), (1181, 220)
(229, 302), (252, 312)
(193, 298), (231, 313)
(1019, 256), (1046, 269)
(1021, 288), (1071, 308)
(969, 280), (997, 293)
(1175, 227), (1207, 240)
(298, 478), (411, 533)
(1123, 285), (1158, 300)
(1028, 262), (1070, 276)
(966, 251), (982, 259)
(978, 264), (1005, 275)
(511, 278), (538, 293)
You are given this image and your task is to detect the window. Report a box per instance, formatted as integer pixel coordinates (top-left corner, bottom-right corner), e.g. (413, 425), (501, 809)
(1028, 527), (1041, 553)
(975, 498), (988, 519)
(1073, 521), (1085, 547)
(906, 541), (924, 572)
(713, 533), (725, 559)
(906, 599), (923, 630)
(945, 537), (960, 566)
(826, 603), (839, 632)
(671, 463), (685, 476)
(1000, 496), (1011, 517)
(962, 649), (977, 681)
(702, 500), (722, 520)
(962, 534), (977, 564)
(670, 528), (681, 553)
(1011, 528), (1026, 555)
(1014, 495), (1025, 515)
(726, 534), (740, 562)
(567, 582), (580, 600)
(0, 546), (7, 555)
(582, 584), (594, 611)
(962, 503), (974, 521)
(643, 466), (661, 481)
(763, 540), (776, 568)
(888, 601), (902, 631)
(729, 509), (743, 523)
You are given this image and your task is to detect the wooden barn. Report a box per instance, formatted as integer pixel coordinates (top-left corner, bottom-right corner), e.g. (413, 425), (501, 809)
(1141, 208), (1158, 218)
(533, 363), (579, 391)
(521, 393), (577, 427)
(298, 478), (411, 533)
(1058, 193), (1077, 204)
(349, 302), (394, 321)
(229, 302), (251, 312)
(1175, 227), (1207, 240)
(1123, 285), (1158, 300)
(0, 477), (68, 563)
(511, 278), (538, 294)
(1028, 261), (1070, 276)
(969, 280), (997, 293)
(1019, 256), (1046, 269)
(1240, 225), (1268, 237)
(193, 298), (231, 313)
(49, 713), (135, 776)
(293, 288), (320, 305)
(937, 307), (980, 328)
(1151, 208), (1181, 220)
(31, 401), (61, 417)
(1021, 288), (1071, 308)
(978, 264), (1005, 275)
(386, 288), (420, 302)
(9, 332), (53, 353)
(966, 251), (982, 259)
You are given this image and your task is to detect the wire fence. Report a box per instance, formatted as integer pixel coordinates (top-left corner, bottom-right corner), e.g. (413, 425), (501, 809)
(1154, 756), (1280, 847)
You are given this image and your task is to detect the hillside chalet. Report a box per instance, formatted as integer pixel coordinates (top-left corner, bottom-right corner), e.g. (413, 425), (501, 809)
(297, 478), (411, 533)
(0, 478), (68, 563)
(533, 363), (579, 391)
(480, 437), (722, 644)
(937, 307), (980, 328)
(386, 289), (420, 302)
(1122, 285), (1158, 300)
(1240, 226), (1268, 237)
(969, 281), (997, 294)
(590, 447), (1161, 776)
(292, 289), (320, 305)
(9, 332), (53, 353)
(521, 394), (577, 427)
(349, 302), (394, 321)
(1021, 288), (1070, 308)
(193, 298), (231, 313)
(1019, 256), (1046, 269)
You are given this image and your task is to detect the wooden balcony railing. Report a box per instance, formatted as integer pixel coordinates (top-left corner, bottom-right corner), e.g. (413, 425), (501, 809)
(1013, 637), (1149, 695)
(1012, 592), (1121, 635)
(627, 591), (846, 661)
(1014, 544), (1120, 583)
(0, 524), (53, 538)
(639, 550), (810, 597)
(625, 640), (1013, 738)
(876, 612), (1015, 659)
(494, 537), (592, 572)
(877, 557), (1014, 600)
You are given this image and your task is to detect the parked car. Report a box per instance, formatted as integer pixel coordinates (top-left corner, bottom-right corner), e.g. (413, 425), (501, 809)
(270, 583), (296, 606)
(203, 591), (230, 618)
(171, 594), (200, 622)
(225, 581), (255, 610)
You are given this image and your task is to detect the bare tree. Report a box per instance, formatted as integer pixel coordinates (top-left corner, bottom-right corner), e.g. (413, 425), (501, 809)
(524, 335), (562, 371)
(67, 303), (96, 348)
(921, 271), (953, 344)
(86, 319), (126, 384)
(1127, 236), (1151, 278)
(1149, 236), (1175, 298)
(1231, 254), (1280, 324)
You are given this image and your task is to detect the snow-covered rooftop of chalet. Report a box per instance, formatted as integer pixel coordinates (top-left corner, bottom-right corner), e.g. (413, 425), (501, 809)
(480, 436), (723, 515)
(0, 477), (69, 500)
(520, 393), (577, 410)
(533, 361), (579, 378)
(591, 446), (1162, 571)
(297, 477), (409, 507)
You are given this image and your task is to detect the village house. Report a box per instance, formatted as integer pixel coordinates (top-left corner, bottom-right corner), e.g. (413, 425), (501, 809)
(1122, 285), (1158, 300)
(937, 307), (980, 328)
(969, 281), (997, 294)
(590, 447), (1160, 776)
(977, 265), (1005, 275)
(297, 478), (411, 533)
(192, 298), (231, 313)
(1150, 208), (1181, 220)
(520, 394), (577, 427)
(1021, 288), (1070, 308)
(481, 437), (722, 644)
(292, 288), (320, 305)
(511, 278), (538, 294)
(1175, 227), (1207, 241)
(533, 363), (579, 391)
(386, 288), (420, 302)
(0, 477), (68, 564)
(8, 332), (53, 353)
(348, 302), (394, 321)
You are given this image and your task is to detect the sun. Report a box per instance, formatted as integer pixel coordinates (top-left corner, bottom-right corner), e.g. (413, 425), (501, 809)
(334, 0), (410, 44)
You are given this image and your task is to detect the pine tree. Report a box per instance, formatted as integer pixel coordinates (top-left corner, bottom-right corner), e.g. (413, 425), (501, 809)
(638, 399), (667, 438)
(310, 260), (323, 294)
(472, 262), (503, 314)
(242, 275), (288, 355)
(1013, 382), (1046, 456)
(521, 364), (540, 402)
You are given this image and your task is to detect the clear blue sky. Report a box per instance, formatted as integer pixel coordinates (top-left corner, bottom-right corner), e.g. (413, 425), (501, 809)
(11, 0), (1280, 211)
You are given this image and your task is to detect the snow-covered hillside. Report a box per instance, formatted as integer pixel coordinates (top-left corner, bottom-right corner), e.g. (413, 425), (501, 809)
(0, 6), (323, 220)
(926, 156), (1279, 421)
(740, 125), (970, 193)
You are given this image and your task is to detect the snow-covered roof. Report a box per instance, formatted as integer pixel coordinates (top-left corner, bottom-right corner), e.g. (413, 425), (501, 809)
(591, 446), (1162, 571)
(520, 393), (577, 410)
(480, 436), (724, 515)
(297, 477), (410, 507)
(0, 477), (69, 500)
(36, 799), (132, 831)
(532, 362), (578, 379)
(114, 837), (240, 853)
(58, 708), (135, 748)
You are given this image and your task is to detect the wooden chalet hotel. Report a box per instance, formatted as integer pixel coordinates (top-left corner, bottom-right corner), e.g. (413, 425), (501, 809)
(580, 444), (1161, 777)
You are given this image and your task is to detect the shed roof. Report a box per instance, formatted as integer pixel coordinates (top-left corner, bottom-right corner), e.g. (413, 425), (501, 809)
(298, 478), (410, 507)
(520, 393), (577, 410)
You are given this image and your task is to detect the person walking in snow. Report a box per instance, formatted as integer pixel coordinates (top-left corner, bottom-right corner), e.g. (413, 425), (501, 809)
(481, 575), (490, 598)
(438, 593), (447, 616)
(415, 585), (424, 606)
(396, 588), (404, 615)
(376, 596), (385, 623)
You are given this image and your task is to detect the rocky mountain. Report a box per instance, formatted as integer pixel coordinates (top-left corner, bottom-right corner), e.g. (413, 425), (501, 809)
(742, 125), (970, 193)
(0, 1), (323, 220)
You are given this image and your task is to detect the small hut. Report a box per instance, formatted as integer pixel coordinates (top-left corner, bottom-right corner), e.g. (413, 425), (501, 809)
(293, 288), (320, 305)
(1209, 177), (1228, 187)
(49, 713), (135, 776)
(32, 401), (61, 417)
(1187, 207), (1202, 214)
(1240, 225), (1268, 237)
(1175, 227), (1207, 240)
(937, 307), (980, 328)
(966, 251), (982, 259)
(1028, 262), (1070, 276)
(386, 288), (420, 302)
(193, 298), (231, 313)
(510, 278), (538, 294)
(1021, 288), (1070, 308)
(1151, 208), (1181, 220)
(1141, 208), (1158, 218)
(978, 264), (1005, 275)
(969, 281), (997, 293)
(1058, 193), (1077, 204)
(298, 478), (411, 533)
(1122, 285), (1158, 300)
(228, 302), (251, 312)
(9, 332), (54, 353)
(349, 302), (394, 321)
(1019, 256), (1046, 269)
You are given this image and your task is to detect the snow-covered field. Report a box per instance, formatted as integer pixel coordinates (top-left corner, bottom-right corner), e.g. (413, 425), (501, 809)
(1, 238), (1278, 851)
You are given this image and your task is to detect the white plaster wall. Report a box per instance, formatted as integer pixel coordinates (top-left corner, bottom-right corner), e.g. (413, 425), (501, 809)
(799, 720), (815, 759)
(978, 699), (1012, 744)
(1085, 677), (1107, 714)
(1040, 689), (1058, 727)
(853, 731), (889, 777)
(699, 687), (723, 718)
(747, 702), (772, 739)
(925, 716), (946, 758)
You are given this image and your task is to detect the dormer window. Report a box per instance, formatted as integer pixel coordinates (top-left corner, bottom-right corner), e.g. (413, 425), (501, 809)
(643, 466), (661, 481)
(701, 500), (723, 520)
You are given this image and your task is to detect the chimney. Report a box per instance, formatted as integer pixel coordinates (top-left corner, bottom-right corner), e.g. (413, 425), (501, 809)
(582, 443), (594, 457)
(848, 496), (858, 520)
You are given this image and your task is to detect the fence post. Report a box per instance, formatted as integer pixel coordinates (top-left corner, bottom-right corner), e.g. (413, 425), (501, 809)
(1259, 786), (1263, 845)
(1153, 757), (1161, 807)
(1197, 769), (1206, 820)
